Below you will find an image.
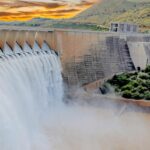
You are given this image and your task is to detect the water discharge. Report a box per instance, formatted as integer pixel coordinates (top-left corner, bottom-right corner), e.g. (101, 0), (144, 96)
(0, 49), (63, 150)
(0, 45), (150, 150)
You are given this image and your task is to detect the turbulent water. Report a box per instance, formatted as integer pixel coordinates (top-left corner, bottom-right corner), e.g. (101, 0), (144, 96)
(0, 46), (63, 150)
(1, 43), (150, 150)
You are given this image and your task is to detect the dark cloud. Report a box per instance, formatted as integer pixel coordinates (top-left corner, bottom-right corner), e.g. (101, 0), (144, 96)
(8, 1), (67, 9)
(47, 8), (80, 13)
(17, 8), (80, 16)
(0, 8), (79, 17)
(0, 12), (19, 17)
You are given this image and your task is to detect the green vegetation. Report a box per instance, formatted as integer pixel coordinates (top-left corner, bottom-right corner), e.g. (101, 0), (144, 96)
(50, 22), (108, 31)
(100, 65), (150, 100)
(2, 19), (109, 31)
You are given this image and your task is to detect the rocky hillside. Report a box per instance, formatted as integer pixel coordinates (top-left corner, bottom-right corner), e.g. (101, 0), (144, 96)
(73, 0), (150, 32)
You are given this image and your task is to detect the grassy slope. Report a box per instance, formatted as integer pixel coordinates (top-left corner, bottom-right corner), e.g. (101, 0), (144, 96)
(73, 0), (150, 32)
(111, 7), (150, 30)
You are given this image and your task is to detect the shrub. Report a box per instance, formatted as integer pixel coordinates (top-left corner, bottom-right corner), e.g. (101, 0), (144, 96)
(130, 80), (139, 87)
(129, 72), (138, 76)
(100, 65), (150, 101)
(121, 84), (133, 91)
(144, 91), (150, 100)
(130, 75), (137, 80)
(115, 86), (121, 93)
(136, 78), (145, 85)
(131, 92), (143, 100)
(138, 72), (150, 80)
(140, 80), (148, 87)
(145, 80), (150, 89)
(131, 88), (137, 93)
(136, 86), (147, 93)
(145, 65), (150, 73)
(109, 73), (130, 87)
(122, 90), (132, 99)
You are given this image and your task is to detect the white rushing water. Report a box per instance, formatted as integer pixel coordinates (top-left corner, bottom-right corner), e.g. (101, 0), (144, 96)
(0, 45), (63, 150)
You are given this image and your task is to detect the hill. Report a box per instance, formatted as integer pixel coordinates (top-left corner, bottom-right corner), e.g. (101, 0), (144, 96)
(0, 0), (149, 32)
(72, 0), (150, 32)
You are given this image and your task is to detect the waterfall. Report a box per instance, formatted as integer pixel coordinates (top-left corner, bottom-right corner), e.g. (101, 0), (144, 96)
(0, 43), (63, 150)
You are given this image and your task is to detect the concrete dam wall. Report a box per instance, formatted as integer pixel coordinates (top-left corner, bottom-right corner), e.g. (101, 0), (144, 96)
(54, 30), (150, 86)
(0, 27), (149, 86)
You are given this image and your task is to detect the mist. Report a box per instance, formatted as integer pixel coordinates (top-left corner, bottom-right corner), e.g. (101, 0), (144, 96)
(44, 88), (150, 150)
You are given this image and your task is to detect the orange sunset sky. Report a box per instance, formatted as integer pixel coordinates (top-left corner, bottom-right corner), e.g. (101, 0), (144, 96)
(0, 0), (97, 21)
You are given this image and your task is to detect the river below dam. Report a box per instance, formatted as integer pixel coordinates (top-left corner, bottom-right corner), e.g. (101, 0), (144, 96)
(0, 46), (150, 150)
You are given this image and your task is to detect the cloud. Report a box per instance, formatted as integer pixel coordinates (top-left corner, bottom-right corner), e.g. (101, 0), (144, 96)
(0, 0), (96, 21)
(8, 1), (67, 9)
(0, 12), (18, 17)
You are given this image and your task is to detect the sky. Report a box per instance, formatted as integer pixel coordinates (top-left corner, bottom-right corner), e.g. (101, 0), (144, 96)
(0, 0), (97, 21)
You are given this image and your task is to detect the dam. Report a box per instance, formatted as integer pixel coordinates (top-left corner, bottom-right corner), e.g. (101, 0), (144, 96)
(0, 26), (150, 87)
(0, 27), (150, 150)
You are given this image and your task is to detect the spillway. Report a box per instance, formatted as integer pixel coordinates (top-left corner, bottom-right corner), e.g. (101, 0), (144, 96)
(0, 43), (63, 150)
